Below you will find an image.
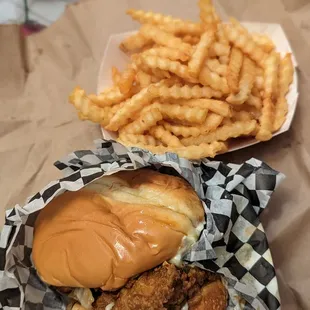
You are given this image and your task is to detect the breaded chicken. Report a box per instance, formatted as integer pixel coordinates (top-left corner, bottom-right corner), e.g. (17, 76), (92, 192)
(113, 262), (181, 310)
(93, 263), (227, 310)
(188, 280), (228, 310)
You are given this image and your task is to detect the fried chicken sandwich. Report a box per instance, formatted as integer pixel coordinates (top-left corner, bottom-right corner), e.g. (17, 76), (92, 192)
(32, 169), (228, 310)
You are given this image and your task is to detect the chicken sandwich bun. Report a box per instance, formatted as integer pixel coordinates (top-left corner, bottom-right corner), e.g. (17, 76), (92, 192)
(32, 169), (205, 291)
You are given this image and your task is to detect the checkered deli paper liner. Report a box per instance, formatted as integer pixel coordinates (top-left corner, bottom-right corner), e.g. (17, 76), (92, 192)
(0, 139), (284, 310)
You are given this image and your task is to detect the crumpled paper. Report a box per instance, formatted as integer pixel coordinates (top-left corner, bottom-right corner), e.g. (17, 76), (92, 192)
(0, 139), (284, 309)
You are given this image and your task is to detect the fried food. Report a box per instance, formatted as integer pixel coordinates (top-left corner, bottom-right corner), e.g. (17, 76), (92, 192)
(121, 108), (162, 134)
(150, 125), (183, 147)
(223, 24), (267, 67)
(161, 112), (223, 137)
(141, 55), (196, 83)
(69, 87), (111, 126)
(161, 121), (201, 138)
(198, 0), (220, 25)
(206, 59), (227, 76)
(263, 52), (280, 100)
(118, 133), (158, 147)
(256, 98), (274, 141)
(153, 84), (222, 100)
(120, 140), (226, 160)
(141, 46), (190, 62)
(188, 28), (215, 77)
(226, 56), (256, 105)
(120, 32), (152, 53)
(209, 42), (230, 57)
(106, 85), (159, 131)
(112, 67), (121, 85)
(273, 53), (294, 131)
(182, 35), (200, 45)
(227, 47), (243, 93)
(158, 102), (209, 124)
(252, 33), (275, 53)
(140, 24), (192, 56)
(69, 2), (295, 159)
(182, 120), (257, 146)
(199, 66), (229, 93)
(127, 9), (203, 36)
(92, 263), (227, 310)
(188, 280), (228, 310)
(118, 65), (136, 94)
(136, 70), (152, 88)
(89, 87), (131, 107)
(178, 99), (231, 118)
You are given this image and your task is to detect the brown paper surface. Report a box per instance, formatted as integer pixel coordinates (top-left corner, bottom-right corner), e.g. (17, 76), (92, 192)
(0, 0), (309, 308)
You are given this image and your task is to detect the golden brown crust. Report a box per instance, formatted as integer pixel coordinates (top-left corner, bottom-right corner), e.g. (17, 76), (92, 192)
(91, 263), (227, 310)
(188, 280), (228, 310)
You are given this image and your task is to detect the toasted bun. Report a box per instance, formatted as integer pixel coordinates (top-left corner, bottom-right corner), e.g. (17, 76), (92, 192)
(32, 169), (204, 290)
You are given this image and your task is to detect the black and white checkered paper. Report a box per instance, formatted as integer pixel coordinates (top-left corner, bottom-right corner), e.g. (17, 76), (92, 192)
(0, 139), (284, 310)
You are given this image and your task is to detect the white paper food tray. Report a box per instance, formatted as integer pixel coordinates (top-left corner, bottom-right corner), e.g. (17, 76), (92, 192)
(97, 23), (298, 153)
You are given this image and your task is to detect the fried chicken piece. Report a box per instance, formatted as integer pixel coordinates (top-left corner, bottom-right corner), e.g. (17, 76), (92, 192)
(93, 263), (227, 310)
(166, 266), (214, 308)
(188, 280), (228, 310)
(113, 262), (181, 310)
(93, 292), (118, 310)
(185, 267), (220, 300)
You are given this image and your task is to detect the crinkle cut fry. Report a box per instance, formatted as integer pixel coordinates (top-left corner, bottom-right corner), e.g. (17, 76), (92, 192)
(188, 28), (216, 77)
(121, 108), (163, 134)
(209, 42), (230, 57)
(149, 125), (183, 147)
(226, 56), (256, 105)
(198, 0), (220, 25)
(199, 66), (229, 93)
(151, 84), (222, 100)
(120, 140), (227, 159)
(256, 98), (274, 141)
(69, 87), (110, 126)
(141, 47), (190, 62)
(273, 53), (294, 131)
(89, 87), (130, 107)
(126, 9), (203, 35)
(136, 70), (152, 88)
(140, 24), (192, 56)
(141, 55), (198, 84)
(246, 94), (262, 110)
(252, 33), (275, 53)
(157, 102), (208, 124)
(161, 121), (201, 138)
(120, 32), (152, 53)
(278, 53), (294, 96)
(161, 113), (223, 137)
(206, 59), (227, 76)
(118, 133), (158, 146)
(105, 84), (159, 131)
(118, 65), (136, 94)
(182, 35), (200, 45)
(177, 99), (231, 118)
(181, 120), (257, 146)
(112, 66), (121, 85)
(223, 24), (267, 67)
(263, 52), (280, 100)
(227, 47), (243, 93)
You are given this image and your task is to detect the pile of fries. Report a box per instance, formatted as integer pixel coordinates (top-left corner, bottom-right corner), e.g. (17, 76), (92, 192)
(69, 0), (294, 160)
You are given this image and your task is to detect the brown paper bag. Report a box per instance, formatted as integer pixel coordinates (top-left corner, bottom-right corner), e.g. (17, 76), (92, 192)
(0, 0), (309, 308)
